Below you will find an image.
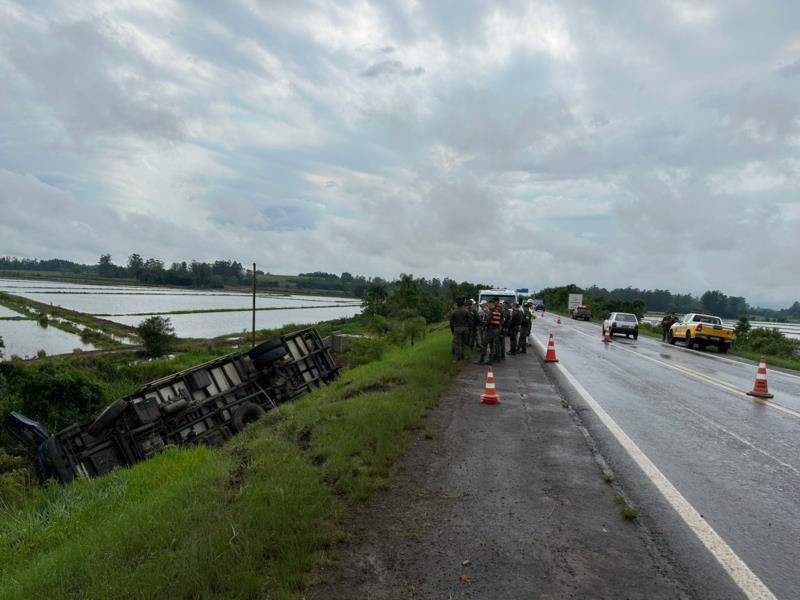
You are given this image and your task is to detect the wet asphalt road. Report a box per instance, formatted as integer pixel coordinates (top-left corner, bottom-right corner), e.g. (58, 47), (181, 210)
(531, 314), (800, 599)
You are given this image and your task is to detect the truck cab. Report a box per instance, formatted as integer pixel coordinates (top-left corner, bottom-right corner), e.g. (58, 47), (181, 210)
(478, 289), (521, 306)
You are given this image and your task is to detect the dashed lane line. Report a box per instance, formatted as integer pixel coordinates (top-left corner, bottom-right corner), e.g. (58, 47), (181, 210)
(541, 321), (800, 420)
(530, 332), (778, 600)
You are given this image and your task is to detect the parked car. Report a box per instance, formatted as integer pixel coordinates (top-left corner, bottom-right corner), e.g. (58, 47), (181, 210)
(668, 313), (736, 353)
(603, 312), (639, 339)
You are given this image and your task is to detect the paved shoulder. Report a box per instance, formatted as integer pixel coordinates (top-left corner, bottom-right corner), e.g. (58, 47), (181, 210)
(306, 352), (692, 599)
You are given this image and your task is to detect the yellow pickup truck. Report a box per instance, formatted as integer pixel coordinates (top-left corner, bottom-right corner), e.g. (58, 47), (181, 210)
(668, 313), (736, 353)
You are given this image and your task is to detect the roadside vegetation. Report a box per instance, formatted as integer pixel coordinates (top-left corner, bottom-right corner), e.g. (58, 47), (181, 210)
(0, 320), (460, 599)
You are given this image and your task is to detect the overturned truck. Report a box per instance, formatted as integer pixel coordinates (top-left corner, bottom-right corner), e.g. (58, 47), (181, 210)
(4, 328), (339, 484)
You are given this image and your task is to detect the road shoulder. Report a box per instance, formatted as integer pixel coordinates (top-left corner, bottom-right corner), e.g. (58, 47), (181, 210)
(305, 348), (693, 599)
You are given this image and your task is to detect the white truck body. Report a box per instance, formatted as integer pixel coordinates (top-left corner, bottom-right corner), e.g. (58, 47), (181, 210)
(568, 294), (584, 312)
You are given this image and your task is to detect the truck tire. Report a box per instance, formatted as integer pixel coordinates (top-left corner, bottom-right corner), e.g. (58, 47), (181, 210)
(718, 344), (730, 354)
(231, 402), (266, 432)
(252, 346), (287, 369)
(87, 398), (128, 437)
(685, 333), (693, 349)
(248, 337), (284, 360)
(633, 332), (638, 340)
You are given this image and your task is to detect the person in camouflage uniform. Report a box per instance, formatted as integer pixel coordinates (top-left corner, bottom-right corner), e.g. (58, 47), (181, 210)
(449, 299), (472, 360)
(508, 303), (523, 355)
(477, 299), (503, 365)
(660, 312), (677, 342)
(517, 301), (535, 352)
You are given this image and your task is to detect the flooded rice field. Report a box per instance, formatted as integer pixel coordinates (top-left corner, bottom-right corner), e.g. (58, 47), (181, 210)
(0, 317), (96, 358)
(0, 278), (362, 358)
(110, 305), (362, 338)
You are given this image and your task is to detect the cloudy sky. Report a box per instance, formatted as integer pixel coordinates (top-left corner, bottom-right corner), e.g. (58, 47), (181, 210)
(1, 1), (798, 307)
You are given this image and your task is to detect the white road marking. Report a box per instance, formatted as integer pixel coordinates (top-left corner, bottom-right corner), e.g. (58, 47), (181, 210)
(531, 332), (778, 600)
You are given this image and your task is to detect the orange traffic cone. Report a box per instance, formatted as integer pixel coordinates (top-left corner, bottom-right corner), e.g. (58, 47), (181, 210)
(602, 327), (612, 343)
(557, 316), (561, 324)
(544, 333), (558, 363)
(747, 357), (774, 399)
(480, 367), (501, 404)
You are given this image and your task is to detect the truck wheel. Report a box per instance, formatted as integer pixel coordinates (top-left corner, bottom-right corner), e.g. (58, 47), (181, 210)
(718, 344), (729, 354)
(252, 346), (287, 369)
(87, 398), (128, 437)
(248, 337), (283, 359)
(232, 402), (266, 432)
(685, 334), (693, 349)
(633, 332), (638, 340)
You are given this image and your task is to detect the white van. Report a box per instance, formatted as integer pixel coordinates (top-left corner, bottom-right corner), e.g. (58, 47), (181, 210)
(477, 288), (521, 306)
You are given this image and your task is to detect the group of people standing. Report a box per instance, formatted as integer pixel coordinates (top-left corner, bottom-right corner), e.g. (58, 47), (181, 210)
(449, 297), (537, 364)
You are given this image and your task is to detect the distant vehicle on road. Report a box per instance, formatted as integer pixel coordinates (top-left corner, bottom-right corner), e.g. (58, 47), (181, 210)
(603, 312), (639, 339)
(668, 313), (736, 353)
(567, 293), (583, 313)
(572, 304), (592, 321)
(532, 298), (545, 311)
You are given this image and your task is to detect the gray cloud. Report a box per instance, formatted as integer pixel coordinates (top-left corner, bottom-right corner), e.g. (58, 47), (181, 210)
(0, 1), (798, 307)
(361, 60), (425, 78)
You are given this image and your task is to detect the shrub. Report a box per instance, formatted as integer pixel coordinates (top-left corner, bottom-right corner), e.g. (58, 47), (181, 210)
(346, 337), (387, 368)
(138, 315), (176, 357)
(736, 328), (799, 359)
(2, 361), (106, 431)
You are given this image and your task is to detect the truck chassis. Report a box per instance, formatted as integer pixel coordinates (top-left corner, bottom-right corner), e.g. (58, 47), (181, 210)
(4, 328), (338, 484)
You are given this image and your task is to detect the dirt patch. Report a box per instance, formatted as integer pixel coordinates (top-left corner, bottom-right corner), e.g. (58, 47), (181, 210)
(343, 378), (405, 399)
(298, 425), (313, 451)
(225, 446), (253, 501)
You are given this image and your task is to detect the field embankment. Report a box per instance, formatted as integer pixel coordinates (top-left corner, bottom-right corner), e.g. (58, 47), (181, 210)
(0, 329), (460, 599)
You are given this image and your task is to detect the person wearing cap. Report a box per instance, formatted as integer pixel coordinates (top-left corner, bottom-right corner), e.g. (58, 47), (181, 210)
(518, 301), (536, 352)
(477, 298), (503, 364)
(449, 299), (471, 360)
(467, 299), (479, 349)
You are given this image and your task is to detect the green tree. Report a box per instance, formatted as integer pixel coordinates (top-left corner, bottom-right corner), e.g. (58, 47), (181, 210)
(97, 254), (114, 277)
(137, 316), (176, 357)
(363, 282), (389, 316)
(700, 290), (728, 316)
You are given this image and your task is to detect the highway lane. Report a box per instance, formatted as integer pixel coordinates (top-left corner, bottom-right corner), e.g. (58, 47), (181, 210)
(530, 314), (800, 599)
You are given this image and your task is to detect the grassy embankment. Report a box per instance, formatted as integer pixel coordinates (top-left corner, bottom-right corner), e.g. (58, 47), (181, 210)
(0, 329), (460, 599)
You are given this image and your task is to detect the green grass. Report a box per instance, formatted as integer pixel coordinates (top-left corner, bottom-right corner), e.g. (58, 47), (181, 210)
(614, 493), (639, 521)
(0, 329), (460, 599)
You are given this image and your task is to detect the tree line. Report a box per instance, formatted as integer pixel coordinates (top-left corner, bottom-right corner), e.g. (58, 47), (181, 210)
(538, 284), (800, 321)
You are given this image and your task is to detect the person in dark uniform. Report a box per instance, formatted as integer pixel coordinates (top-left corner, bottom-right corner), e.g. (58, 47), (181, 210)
(660, 312), (676, 342)
(498, 301), (511, 360)
(449, 299), (471, 360)
(477, 298), (503, 364)
(467, 299), (479, 349)
(517, 301), (535, 352)
(508, 303), (523, 355)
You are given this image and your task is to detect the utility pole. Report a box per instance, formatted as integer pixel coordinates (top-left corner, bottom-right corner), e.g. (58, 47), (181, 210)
(252, 262), (257, 348)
